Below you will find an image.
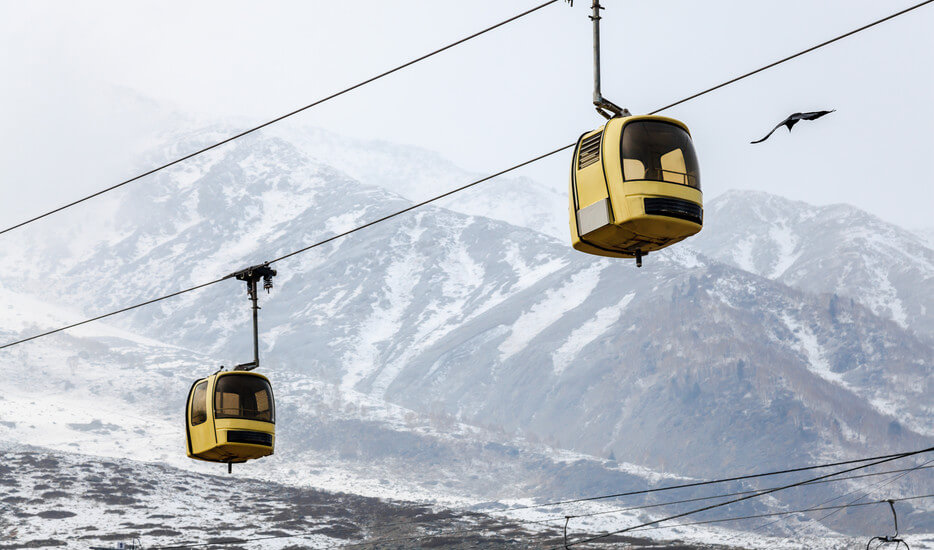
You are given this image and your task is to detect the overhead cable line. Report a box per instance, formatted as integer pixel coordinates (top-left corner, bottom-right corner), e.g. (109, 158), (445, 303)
(508, 462), (934, 527)
(553, 446), (934, 548)
(799, 456), (934, 529)
(0, 144), (572, 351)
(648, 0), (934, 115)
(752, 456), (934, 532)
(0, 276), (228, 350)
(0, 0), (560, 238)
(625, 493), (934, 534)
(5, 0), (931, 243)
(4, 0), (934, 351)
(266, 145), (573, 264)
(496, 450), (924, 513)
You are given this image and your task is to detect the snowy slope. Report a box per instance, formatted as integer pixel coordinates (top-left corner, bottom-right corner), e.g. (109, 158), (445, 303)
(916, 226), (934, 250)
(2, 126), (933, 542)
(11, 448), (898, 550)
(1, 449), (564, 550)
(270, 124), (568, 240)
(692, 190), (934, 339)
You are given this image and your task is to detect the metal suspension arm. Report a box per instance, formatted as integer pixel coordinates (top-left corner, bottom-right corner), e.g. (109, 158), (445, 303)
(228, 262), (277, 371)
(589, 0), (629, 119)
(866, 500), (911, 550)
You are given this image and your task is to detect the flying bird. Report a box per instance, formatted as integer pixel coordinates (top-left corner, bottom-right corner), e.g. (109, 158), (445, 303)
(750, 110), (835, 144)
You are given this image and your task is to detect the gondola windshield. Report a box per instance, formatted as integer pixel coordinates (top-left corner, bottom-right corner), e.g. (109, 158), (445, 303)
(214, 374), (275, 423)
(622, 121), (700, 189)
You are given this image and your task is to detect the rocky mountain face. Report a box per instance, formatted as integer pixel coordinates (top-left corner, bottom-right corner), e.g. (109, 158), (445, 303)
(1, 125), (932, 541)
(269, 125), (568, 240)
(692, 190), (934, 340)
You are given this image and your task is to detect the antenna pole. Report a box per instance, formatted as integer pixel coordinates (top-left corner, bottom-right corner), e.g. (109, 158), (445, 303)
(230, 263), (277, 371)
(590, 0), (629, 119)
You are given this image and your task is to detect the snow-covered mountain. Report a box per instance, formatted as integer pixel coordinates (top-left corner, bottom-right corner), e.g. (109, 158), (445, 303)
(270, 124), (568, 240)
(916, 226), (934, 250)
(693, 190), (934, 339)
(2, 125), (933, 544)
(2, 286), (845, 549)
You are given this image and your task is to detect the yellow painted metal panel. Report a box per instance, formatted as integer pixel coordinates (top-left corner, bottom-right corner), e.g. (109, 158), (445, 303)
(568, 114), (703, 261)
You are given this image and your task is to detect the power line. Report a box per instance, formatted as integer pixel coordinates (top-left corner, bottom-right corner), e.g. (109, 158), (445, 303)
(3, 0), (933, 351)
(0, 0), (560, 239)
(555, 446), (934, 548)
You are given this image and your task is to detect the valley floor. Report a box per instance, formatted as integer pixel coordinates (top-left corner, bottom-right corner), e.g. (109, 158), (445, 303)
(2, 448), (764, 550)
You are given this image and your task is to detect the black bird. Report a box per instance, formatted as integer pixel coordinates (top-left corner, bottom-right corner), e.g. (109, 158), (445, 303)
(751, 110), (835, 144)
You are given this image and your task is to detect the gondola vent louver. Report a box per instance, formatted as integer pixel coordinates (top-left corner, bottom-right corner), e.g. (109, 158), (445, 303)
(577, 133), (602, 169)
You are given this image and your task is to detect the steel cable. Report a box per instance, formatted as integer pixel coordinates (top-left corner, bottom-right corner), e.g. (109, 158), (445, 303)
(553, 446), (934, 548)
(3, 2), (932, 349)
(0, 0), (560, 238)
(502, 463), (934, 527)
(0, 145), (572, 351)
(4, 0), (932, 240)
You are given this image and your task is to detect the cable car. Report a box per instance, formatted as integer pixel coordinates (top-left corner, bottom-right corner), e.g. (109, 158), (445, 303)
(567, 1), (703, 266)
(185, 370), (275, 466)
(569, 115), (703, 265)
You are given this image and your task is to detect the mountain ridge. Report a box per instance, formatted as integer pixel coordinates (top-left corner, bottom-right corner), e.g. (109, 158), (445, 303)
(2, 125), (932, 541)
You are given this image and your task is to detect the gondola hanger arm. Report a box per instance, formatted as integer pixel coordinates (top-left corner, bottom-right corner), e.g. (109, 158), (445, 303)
(866, 499), (911, 550)
(226, 262), (277, 372)
(575, 0), (631, 119)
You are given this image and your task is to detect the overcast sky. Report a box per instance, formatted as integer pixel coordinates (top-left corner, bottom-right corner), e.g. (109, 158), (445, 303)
(2, 0), (932, 234)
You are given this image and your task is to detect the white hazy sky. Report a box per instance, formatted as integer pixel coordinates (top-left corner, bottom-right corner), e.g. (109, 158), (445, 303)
(1, 0), (933, 233)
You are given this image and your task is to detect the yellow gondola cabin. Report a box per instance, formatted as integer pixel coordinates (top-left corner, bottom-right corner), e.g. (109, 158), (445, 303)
(569, 115), (703, 266)
(186, 370), (275, 466)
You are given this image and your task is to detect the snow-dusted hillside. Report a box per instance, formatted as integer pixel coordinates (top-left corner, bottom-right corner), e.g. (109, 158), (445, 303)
(692, 190), (934, 339)
(916, 226), (934, 250)
(270, 124), (568, 240)
(13, 447), (878, 550)
(2, 125), (933, 544)
(1, 449), (564, 549)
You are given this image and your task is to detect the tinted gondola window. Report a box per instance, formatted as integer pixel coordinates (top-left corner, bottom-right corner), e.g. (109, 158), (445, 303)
(214, 375), (275, 423)
(621, 121), (700, 189)
(190, 381), (208, 425)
